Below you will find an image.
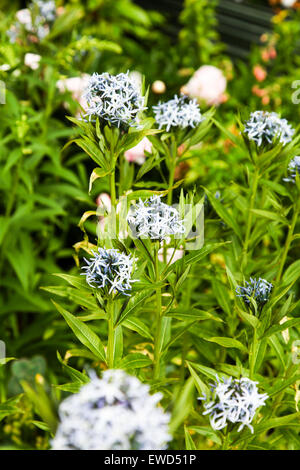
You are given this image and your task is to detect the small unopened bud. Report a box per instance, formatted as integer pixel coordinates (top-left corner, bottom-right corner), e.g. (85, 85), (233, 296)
(152, 80), (166, 94)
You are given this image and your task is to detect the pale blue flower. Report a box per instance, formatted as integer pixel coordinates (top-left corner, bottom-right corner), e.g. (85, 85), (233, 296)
(32, 0), (56, 23)
(52, 370), (171, 450)
(127, 195), (185, 241)
(283, 156), (300, 183)
(199, 375), (268, 433)
(236, 277), (273, 310)
(83, 72), (146, 129)
(81, 248), (137, 296)
(244, 111), (294, 147)
(8, 0), (56, 43)
(153, 94), (203, 132)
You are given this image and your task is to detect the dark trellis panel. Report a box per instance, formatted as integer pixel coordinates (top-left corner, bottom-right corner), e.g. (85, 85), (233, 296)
(135, 0), (273, 59)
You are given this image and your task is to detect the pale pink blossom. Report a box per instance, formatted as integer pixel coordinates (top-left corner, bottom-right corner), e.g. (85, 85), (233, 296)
(96, 193), (111, 236)
(96, 193), (112, 213)
(124, 137), (152, 165)
(269, 47), (277, 59)
(281, 0), (296, 7)
(253, 65), (267, 82)
(184, 65), (227, 106)
(56, 75), (90, 112)
(262, 95), (270, 105)
(158, 247), (184, 264)
(24, 53), (41, 70)
(56, 6), (65, 16)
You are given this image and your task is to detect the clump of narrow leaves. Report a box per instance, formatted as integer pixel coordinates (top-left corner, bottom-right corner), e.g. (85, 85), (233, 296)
(1, 1), (300, 451)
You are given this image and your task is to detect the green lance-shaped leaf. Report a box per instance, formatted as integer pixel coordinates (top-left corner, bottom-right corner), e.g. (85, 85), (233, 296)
(282, 260), (300, 286)
(53, 301), (106, 363)
(203, 188), (242, 240)
(0, 403), (21, 422)
(170, 377), (195, 433)
(184, 426), (197, 450)
(56, 351), (90, 385)
(118, 353), (152, 370)
(187, 362), (209, 396)
(206, 336), (248, 353)
(232, 413), (300, 447)
(163, 241), (230, 277)
(115, 290), (154, 326)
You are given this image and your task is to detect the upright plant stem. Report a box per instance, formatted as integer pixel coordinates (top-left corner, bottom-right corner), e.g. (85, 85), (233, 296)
(242, 167), (260, 269)
(275, 202), (299, 284)
(221, 430), (230, 450)
(167, 136), (178, 206)
(249, 328), (258, 380)
(5, 154), (23, 217)
(107, 299), (115, 369)
(180, 266), (193, 384)
(154, 242), (162, 379)
(110, 169), (116, 209)
(167, 163), (176, 206)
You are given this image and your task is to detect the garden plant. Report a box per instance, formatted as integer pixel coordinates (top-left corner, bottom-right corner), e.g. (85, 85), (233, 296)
(0, 0), (300, 452)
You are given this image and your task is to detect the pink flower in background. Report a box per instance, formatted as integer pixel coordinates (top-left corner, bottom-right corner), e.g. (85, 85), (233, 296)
(124, 137), (152, 165)
(96, 193), (112, 213)
(252, 85), (267, 98)
(253, 65), (267, 82)
(281, 0), (296, 7)
(56, 75), (90, 112)
(261, 47), (276, 62)
(95, 193), (128, 238)
(24, 53), (41, 70)
(56, 6), (65, 16)
(158, 247), (184, 264)
(269, 47), (277, 59)
(261, 49), (269, 62)
(184, 65), (227, 106)
(96, 193), (112, 235)
(262, 95), (270, 105)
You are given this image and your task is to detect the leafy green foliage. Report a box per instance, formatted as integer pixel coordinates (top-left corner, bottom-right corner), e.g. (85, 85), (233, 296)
(0, 0), (299, 452)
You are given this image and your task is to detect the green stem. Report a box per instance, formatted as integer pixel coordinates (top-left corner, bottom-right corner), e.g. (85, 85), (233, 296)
(167, 163), (176, 206)
(180, 332), (188, 384)
(242, 168), (260, 269)
(179, 265), (193, 383)
(154, 242), (162, 379)
(221, 431), (230, 450)
(119, 150), (124, 196)
(109, 169), (116, 209)
(167, 136), (178, 206)
(275, 203), (299, 284)
(249, 328), (258, 380)
(107, 299), (115, 369)
(5, 156), (22, 217)
(0, 367), (6, 403)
